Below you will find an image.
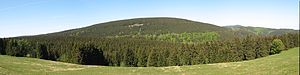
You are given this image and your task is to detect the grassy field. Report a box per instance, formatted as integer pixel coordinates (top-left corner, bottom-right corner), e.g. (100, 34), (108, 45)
(0, 47), (299, 75)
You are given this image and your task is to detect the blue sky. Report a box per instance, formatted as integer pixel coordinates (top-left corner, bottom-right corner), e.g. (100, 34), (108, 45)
(0, 0), (299, 37)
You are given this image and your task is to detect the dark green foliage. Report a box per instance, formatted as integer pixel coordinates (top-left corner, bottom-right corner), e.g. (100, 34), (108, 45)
(38, 44), (48, 59)
(270, 39), (285, 55)
(167, 47), (180, 66)
(122, 48), (137, 67)
(41, 17), (228, 37)
(277, 33), (299, 49)
(78, 44), (107, 65)
(241, 36), (257, 60)
(1, 32), (298, 67)
(0, 38), (4, 55)
(2, 17), (298, 67)
(5, 39), (31, 57)
(18, 18), (297, 40)
(146, 49), (158, 67)
(254, 37), (271, 58)
(136, 48), (148, 67)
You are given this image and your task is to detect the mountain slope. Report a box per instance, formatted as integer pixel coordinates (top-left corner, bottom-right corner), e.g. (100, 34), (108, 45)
(0, 47), (298, 75)
(40, 17), (229, 37)
(224, 25), (298, 36)
(16, 17), (297, 39)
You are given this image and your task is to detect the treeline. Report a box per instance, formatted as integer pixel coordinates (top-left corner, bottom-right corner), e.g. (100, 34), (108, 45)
(0, 33), (298, 67)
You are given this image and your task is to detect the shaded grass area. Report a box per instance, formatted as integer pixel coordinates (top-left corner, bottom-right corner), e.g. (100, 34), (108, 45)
(0, 47), (299, 75)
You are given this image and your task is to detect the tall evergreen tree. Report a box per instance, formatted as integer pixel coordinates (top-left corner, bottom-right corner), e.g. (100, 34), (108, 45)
(0, 38), (4, 55)
(122, 48), (136, 67)
(147, 48), (158, 67)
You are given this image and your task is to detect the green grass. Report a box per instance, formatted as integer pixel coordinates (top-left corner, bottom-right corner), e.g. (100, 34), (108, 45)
(0, 47), (299, 75)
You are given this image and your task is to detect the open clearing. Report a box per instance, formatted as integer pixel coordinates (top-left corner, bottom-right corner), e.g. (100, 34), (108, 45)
(0, 47), (299, 75)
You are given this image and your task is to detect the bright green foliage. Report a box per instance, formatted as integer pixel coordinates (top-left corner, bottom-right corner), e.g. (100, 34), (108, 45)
(116, 32), (220, 43)
(270, 39), (285, 54)
(155, 32), (220, 43)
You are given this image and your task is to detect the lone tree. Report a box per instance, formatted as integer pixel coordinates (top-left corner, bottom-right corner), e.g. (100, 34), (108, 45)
(270, 39), (285, 55)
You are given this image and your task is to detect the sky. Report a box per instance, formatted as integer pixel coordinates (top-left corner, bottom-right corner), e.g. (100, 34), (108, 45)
(0, 0), (299, 38)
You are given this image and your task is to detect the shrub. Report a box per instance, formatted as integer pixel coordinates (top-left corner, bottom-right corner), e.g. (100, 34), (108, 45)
(270, 39), (285, 54)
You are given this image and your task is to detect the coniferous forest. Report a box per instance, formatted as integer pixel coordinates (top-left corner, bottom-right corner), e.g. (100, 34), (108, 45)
(0, 18), (299, 67)
(0, 33), (298, 67)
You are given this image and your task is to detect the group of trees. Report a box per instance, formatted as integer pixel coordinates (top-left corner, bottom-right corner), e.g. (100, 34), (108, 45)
(145, 32), (220, 43)
(0, 33), (298, 67)
(112, 32), (220, 44)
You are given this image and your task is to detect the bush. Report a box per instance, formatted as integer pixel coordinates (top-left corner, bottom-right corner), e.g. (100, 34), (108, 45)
(270, 39), (285, 54)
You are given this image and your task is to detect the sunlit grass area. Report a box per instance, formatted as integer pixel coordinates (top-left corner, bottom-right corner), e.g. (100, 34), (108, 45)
(0, 47), (298, 75)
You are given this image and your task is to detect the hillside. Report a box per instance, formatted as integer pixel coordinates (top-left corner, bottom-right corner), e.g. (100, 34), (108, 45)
(41, 17), (229, 37)
(224, 25), (298, 36)
(0, 47), (298, 75)
(15, 17), (296, 40)
(1, 17), (298, 67)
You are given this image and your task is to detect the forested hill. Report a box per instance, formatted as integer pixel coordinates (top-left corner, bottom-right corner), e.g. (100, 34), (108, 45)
(1, 17), (299, 67)
(17, 17), (297, 39)
(223, 25), (298, 36)
(36, 17), (229, 37)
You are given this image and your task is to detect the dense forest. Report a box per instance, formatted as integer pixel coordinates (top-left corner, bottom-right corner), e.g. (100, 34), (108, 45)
(0, 33), (298, 67)
(0, 18), (299, 67)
